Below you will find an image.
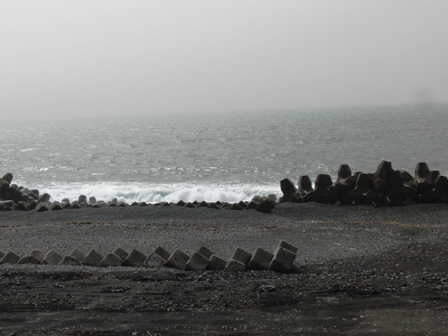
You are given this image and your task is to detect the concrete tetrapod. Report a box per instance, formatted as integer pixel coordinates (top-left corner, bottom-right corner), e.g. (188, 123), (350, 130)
(248, 248), (273, 270)
(197, 246), (214, 260)
(185, 252), (210, 271)
(165, 249), (190, 270)
(100, 253), (123, 267)
(304, 174), (339, 205)
(224, 259), (246, 272)
(114, 248), (129, 261)
(269, 247), (297, 273)
(0, 252), (21, 264)
(42, 250), (63, 265)
(69, 249), (86, 263)
(59, 256), (80, 266)
(419, 175), (448, 203)
(231, 248), (252, 267)
(209, 255), (227, 270)
(280, 178), (297, 203)
(81, 250), (104, 267)
(145, 253), (165, 267)
(17, 255), (41, 265)
(154, 246), (171, 261)
(123, 249), (147, 267)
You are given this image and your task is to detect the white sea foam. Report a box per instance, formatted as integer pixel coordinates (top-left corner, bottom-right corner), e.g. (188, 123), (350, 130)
(16, 181), (281, 203)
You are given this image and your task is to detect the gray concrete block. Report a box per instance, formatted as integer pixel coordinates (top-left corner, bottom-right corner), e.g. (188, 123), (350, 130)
(35, 203), (49, 212)
(17, 255), (41, 265)
(248, 248), (273, 270)
(209, 254), (227, 270)
(0, 250), (4, 259)
(278, 241), (298, 254)
(114, 248), (129, 261)
(69, 249), (86, 263)
(100, 253), (123, 267)
(269, 247), (296, 273)
(154, 246), (171, 261)
(185, 252), (210, 271)
(42, 250), (63, 265)
(197, 246), (214, 260)
(165, 249), (190, 270)
(81, 250), (104, 267)
(50, 203), (64, 211)
(59, 256), (80, 266)
(224, 259), (246, 272)
(30, 249), (45, 262)
(145, 253), (165, 267)
(231, 248), (252, 266)
(0, 251), (21, 264)
(123, 249), (147, 267)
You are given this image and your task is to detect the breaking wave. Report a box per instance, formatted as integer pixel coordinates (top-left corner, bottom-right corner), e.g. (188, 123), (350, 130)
(16, 181), (281, 204)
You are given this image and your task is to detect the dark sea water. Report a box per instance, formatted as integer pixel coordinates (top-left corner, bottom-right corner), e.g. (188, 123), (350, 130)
(1, 105), (447, 203)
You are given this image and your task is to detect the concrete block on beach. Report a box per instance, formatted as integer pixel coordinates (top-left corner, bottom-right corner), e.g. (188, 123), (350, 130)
(165, 249), (190, 270)
(17, 255), (41, 265)
(114, 248), (129, 261)
(14, 203), (29, 211)
(256, 200), (275, 213)
(81, 250), (104, 267)
(35, 203), (49, 212)
(278, 241), (298, 254)
(42, 250), (63, 265)
(59, 256), (80, 266)
(145, 253), (165, 267)
(207, 203), (220, 210)
(229, 203), (244, 210)
(30, 250), (45, 262)
(280, 178), (297, 202)
(224, 259), (246, 272)
(0, 251), (21, 264)
(231, 248), (252, 266)
(123, 249), (147, 267)
(100, 253), (123, 267)
(50, 203), (63, 211)
(298, 175), (313, 194)
(209, 255), (227, 270)
(185, 252), (209, 271)
(0, 250), (4, 259)
(154, 246), (171, 261)
(69, 249), (86, 263)
(269, 247), (296, 273)
(197, 246), (214, 260)
(37, 193), (51, 204)
(248, 248), (273, 270)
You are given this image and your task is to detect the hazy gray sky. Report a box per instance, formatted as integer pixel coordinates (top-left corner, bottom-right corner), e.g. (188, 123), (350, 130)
(1, 1), (447, 122)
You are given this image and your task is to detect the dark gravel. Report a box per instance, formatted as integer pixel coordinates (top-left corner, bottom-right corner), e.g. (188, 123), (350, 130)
(1, 203), (448, 334)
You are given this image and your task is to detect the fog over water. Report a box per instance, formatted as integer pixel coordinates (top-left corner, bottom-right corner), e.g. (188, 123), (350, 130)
(1, 1), (447, 123)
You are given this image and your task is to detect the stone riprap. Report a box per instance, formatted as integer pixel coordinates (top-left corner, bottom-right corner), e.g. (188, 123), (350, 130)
(0, 241), (298, 273)
(1, 161), (448, 214)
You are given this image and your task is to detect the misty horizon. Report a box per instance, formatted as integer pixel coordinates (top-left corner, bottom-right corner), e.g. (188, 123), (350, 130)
(1, 1), (447, 123)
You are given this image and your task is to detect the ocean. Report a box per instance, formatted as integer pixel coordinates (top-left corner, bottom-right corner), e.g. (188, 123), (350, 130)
(1, 105), (447, 203)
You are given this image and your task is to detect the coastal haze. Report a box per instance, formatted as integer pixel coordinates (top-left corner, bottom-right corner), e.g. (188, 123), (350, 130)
(1, 1), (448, 203)
(1, 1), (447, 123)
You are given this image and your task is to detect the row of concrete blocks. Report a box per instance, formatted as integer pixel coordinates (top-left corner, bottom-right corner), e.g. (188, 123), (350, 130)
(280, 161), (448, 207)
(0, 241), (298, 273)
(0, 197), (276, 213)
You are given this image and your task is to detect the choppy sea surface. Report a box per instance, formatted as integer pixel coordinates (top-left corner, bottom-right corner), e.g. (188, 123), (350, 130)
(1, 105), (447, 203)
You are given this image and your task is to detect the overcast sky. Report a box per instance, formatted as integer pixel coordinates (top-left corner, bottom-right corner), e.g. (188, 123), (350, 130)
(1, 1), (447, 122)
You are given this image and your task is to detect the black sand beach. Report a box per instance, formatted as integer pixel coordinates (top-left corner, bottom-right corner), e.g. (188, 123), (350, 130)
(1, 203), (448, 334)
